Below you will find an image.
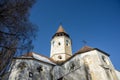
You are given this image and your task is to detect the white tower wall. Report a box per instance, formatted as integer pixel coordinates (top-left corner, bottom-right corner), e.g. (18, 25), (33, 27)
(50, 25), (72, 62)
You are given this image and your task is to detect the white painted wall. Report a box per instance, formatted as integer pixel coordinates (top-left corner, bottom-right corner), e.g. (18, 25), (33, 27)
(8, 59), (54, 80)
(5, 50), (120, 80)
(115, 70), (120, 80)
(50, 36), (72, 62)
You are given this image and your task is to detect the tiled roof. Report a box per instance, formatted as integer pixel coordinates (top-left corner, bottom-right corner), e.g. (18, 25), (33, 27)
(77, 46), (94, 53)
(56, 25), (66, 33)
(60, 46), (110, 65)
(16, 52), (56, 65)
(76, 46), (109, 56)
(52, 25), (70, 39)
(24, 52), (33, 57)
(14, 46), (109, 65)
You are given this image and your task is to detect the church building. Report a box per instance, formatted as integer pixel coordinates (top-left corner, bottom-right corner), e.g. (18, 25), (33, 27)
(3, 25), (120, 80)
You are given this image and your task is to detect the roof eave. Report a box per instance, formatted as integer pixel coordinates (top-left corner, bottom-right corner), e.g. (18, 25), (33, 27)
(13, 57), (56, 66)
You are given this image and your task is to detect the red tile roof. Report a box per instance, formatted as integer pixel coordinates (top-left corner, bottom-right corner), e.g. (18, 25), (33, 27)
(14, 46), (109, 65)
(76, 46), (94, 53)
(56, 25), (66, 33)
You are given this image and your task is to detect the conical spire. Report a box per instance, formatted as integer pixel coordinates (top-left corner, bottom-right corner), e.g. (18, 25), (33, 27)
(56, 25), (66, 33)
(52, 24), (70, 38)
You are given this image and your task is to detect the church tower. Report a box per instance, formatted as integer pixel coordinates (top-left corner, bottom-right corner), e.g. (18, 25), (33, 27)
(50, 25), (72, 62)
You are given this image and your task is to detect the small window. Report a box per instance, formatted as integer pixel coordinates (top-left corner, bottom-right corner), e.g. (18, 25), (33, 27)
(102, 56), (106, 62)
(66, 40), (69, 46)
(29, 72), (33, 78)
(52, 41), (55, 46)
(60, 33), (62, 36)
(58, 55), (62, 59)
(0, 51), (2, 55)
(70, 62), (75, 70)
(37, 66), (43, 72)
(58, 42), (61, 45)
(17, 62), (27, 70)
(57, 77), (63, 80)
(102, 56), (109, 65)
(66, 40), (69, 42)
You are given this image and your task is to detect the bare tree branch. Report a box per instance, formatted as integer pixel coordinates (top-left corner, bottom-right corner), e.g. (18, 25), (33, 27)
(0, 0), (37, 76)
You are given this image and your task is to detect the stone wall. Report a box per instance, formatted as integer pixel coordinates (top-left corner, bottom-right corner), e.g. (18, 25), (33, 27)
(3, 50), (120, 80)
(115, 70), (120, 80)
(52, 50), (119, 80)
(8, 58), (54, 80)
(52, 53), (87, 80)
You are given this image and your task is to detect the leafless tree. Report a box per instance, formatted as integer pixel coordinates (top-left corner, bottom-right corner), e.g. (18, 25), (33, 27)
(0, 0), (37, 76)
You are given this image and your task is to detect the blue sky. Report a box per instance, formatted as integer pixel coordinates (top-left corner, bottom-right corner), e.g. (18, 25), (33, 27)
(30, 0), (120, 70)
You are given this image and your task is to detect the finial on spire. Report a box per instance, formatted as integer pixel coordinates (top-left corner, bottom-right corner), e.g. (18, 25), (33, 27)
(60, 22), (62, 25)
(82, 40), (87, 46)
